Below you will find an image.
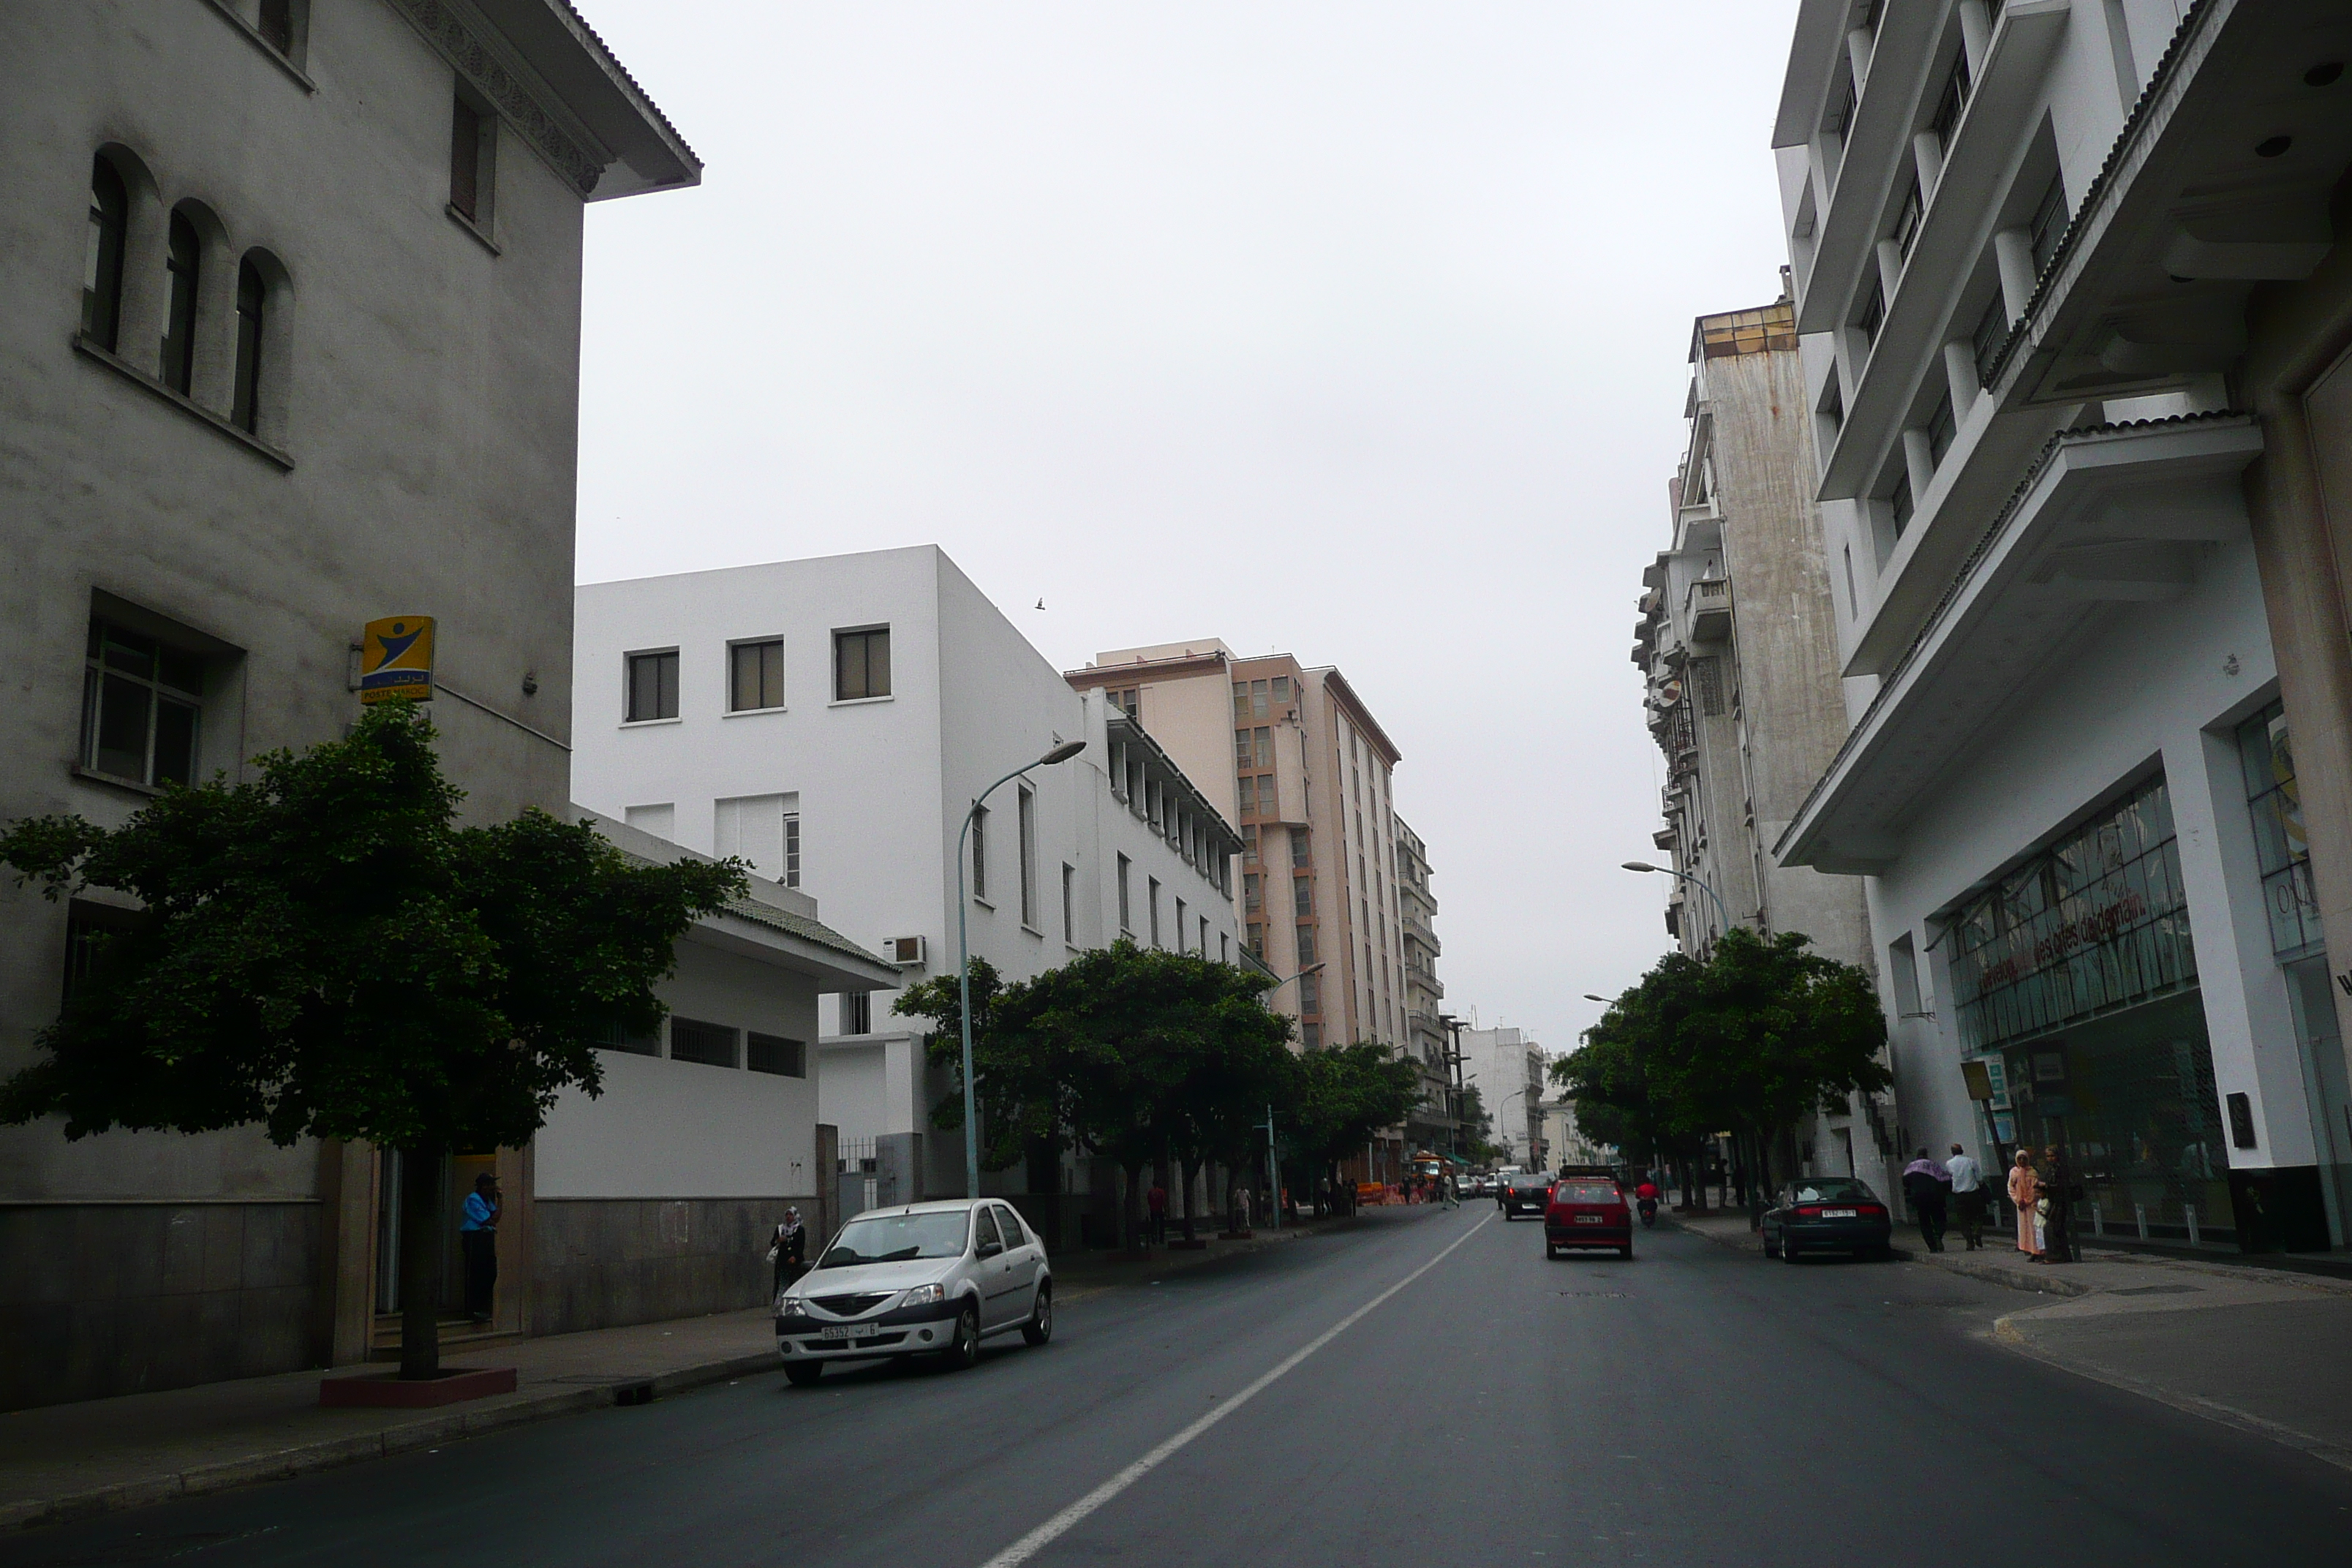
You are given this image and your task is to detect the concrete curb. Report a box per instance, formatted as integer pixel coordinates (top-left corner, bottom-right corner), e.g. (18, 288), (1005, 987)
(0, 1352), (780, 1534)
(1912, 1250), (2095, 1300)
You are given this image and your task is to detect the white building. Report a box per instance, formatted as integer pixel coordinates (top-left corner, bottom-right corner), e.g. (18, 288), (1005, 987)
(1458, 1026), (1546, 1169)
(0, 0), (696, 1407)
(1770, 0), (2340, 1248)
(572, 546), (1245, 1237)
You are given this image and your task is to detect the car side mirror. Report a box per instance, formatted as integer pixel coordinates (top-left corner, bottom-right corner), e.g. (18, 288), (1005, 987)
(976, 1240), (1003, 1259)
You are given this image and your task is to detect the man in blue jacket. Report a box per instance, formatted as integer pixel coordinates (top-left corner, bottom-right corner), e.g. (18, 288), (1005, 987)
(460, 1173), (501, 1323)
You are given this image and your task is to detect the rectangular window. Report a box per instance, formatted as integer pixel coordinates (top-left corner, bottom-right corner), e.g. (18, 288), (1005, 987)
(1291, 829), (1311, 870)
(668, 1017), (739, 1068)
(1245, 872), (1262, 913)
(1062, 862), (1075, 941)
(1929, 53), (1971, 151)
(1272, 675), (1291, 705)
(1232, 682), (1251, 720)
(2028, 175), (2068, 274)
(1243, 826), (1259, 865)
(1254, 728), (1272, 767)
(1235, 728), (1254, 767)
(1108, 687), (1138, 717)
(626, 649), (679, 722)
(1925, 393), (1956, 467)
(1888, 473), (1914, 538)
(1220, 932), (1229, 965)
(747, 1033), (806, 1077)
(784, 812), (800, 888)
(1823, 71), (1855, 136)
(1856, 276), (1886, 343)
(1296, 924), (1316, 965)
(833, 627), (891, 701)
(1117, 854), (1132, 932)
(1176, 897), (1188, 951)
(1147, 878), (1161, 947)
(1303, 1022), (1322, 1050)
(970, 804), (988, 901)
(81, 619), (204, 788)
(1018, 785), (1037, 927)
(1200, 916), (1210, 956)
(730, 638), (783, 711)
(845, 992), (872, 1033)
(1299, 973), (1321, 1015)
(590, 1014), (660, 1056)
(1294, 878), (1313, 917)
(449, 89), (494, 227)
(1237, 774), (1257, 818)
(715, 793), (800, 886)
(1247, 921), (1263, 957)
(1820, 376), (1844, 437)
(1891, 178), (1923, 261)
(2240, 702), (2322, 956)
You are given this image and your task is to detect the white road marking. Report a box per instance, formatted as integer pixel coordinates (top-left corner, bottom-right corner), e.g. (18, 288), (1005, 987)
(976, 1212), (1495, 1568)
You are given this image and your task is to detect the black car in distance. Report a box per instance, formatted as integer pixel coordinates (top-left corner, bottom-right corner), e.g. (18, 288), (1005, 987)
(1760, 1176), (1893, 1262)
(1501, 1173), (1553, 1220)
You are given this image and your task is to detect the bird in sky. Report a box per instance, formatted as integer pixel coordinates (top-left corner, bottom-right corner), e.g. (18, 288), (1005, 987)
(1035, 599), (1046, 611)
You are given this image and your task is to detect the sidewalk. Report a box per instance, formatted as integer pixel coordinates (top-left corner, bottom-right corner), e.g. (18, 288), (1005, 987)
(1669, 1207), (2352, 1469)
(0, 1214), (1370, 1534)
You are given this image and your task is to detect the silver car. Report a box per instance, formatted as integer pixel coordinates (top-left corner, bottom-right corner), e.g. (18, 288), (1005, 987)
(775, 1198), (1052, 1385)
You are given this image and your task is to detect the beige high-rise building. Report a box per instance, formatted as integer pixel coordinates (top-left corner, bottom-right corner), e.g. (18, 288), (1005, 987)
(1068, 641), (1414, 1056)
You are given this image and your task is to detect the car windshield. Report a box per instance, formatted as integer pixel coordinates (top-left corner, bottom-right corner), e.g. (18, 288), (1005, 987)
(1790, 1179), (1875, 1203)
(1554, 1180), (1618, 1204)
(1511, 1177), (1550, 1191)
(818, 1211), (969, 1267)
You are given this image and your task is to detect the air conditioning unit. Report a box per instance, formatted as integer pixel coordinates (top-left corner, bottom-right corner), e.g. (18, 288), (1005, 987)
(885, 935), (927, 967)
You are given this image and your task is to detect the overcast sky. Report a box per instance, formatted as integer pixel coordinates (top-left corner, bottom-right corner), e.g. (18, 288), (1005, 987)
(573, 1), (1801, 1056)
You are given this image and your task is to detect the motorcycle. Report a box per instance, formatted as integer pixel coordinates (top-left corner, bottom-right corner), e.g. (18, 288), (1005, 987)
(1637, 1196), (1659, 1229)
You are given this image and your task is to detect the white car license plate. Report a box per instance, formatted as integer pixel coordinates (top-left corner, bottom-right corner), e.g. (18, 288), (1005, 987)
(1823, 1207), (1858, 1218)
(1575, 1215), (1603, 1224)
(818, 1322), (877, 1341)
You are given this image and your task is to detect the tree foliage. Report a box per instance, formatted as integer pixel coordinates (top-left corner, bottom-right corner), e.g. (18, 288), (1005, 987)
(0, 704), (742, 1373)
(1283, 1041), (1425, 1177)
(1552, 927), (1889, 1165)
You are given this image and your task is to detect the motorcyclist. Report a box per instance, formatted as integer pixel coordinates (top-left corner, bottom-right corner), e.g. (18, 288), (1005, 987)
(1634, 1177), (1661, 1227)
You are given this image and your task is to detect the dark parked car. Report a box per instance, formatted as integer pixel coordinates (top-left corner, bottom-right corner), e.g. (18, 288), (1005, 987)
(1501, 1174), (1553, 1220)
(1761, 1177), (1893, 1262)
(1545, 1175), (1632, 1259)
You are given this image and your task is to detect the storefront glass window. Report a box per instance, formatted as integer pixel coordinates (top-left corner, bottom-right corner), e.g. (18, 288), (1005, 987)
(2237, 701), (2321, 957)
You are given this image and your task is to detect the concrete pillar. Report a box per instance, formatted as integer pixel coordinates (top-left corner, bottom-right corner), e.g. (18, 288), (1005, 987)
(1901, 428), (1937, 508)
(1994, 227), (2038, 320)
(1943, 338), (1981, 418)
(1847, 26), (1876, 90)
(1959, 0), (1992, 73)
(1912, 131), (1945, 200)
(1875, 238), (1907, 307)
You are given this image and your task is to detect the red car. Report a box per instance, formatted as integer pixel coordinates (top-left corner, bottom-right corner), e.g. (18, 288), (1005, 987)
(1545, 1175), (1633, 1259)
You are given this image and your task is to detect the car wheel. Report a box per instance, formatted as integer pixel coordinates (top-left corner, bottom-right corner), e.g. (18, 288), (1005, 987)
(783, 1361), (822, 1387)
(1618, 1243), (1634, 1260)
(1762, 1229), (1780, 1259)
(940, 1303), (980, 1371)
(1022, 1281), (1054, 1346)
(1782, 1236), (1802, 1264)
(1545, 1242), (1558, 1259)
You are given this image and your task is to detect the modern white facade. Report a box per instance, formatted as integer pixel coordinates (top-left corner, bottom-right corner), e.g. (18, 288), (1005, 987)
(1458, 1026), (1547, 1170)
(1771, 0), (2343, 1248)
(572, 546), (1245, 1218)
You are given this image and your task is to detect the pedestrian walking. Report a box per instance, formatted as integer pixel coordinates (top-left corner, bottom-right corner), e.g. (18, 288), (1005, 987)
(459, 1172), (500, 1324)
(768, 1207), (807, 1297)
(2008, 1148), (2042, 1259)
(1442, 1172), (1460, 1209)
(1146, 1177), (1169, 1245)
(1901, 1147), (1950, 1252)
(1945, 1142), (1987, 1250)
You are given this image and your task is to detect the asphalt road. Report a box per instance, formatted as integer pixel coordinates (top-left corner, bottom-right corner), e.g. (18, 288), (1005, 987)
(11, 1205), (2352, 1567)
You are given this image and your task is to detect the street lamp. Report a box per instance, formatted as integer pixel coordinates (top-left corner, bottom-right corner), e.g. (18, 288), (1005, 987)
(1621, 860), (1734, 940)
(1583, 993), (1610, 1003)
(957, 738), (1088, 1199)
(1254, 961), (1324, 1230)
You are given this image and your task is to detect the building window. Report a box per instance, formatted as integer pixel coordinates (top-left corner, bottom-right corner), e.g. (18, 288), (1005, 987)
(1890, 178), (1923, 262)
(230, 260), (265, 433)
(1843, 545), (1859, 619)
(1823, 70), (1855, 137)
(1117, 853), (1132, 932)
(1925, 393), (1956, 467)
(257, 0), (302, 56)
(1018, 785), (1038, 927)
(2240, 703), (2321, 956)
(1147, 878), (1161, 947)
(1243, 826), (1259, 865)
(970, 803), (989, 901)
(1176, 897), (1188, 951)
(591, 1017), (660, 1055)
(1247, 921), (1263, 957)
(1062, 862), (1076, 941)
(730, 638), (783, 711)
(715, 793), (799, 886)
(2028, 174), (2068, 275)
(834, 627), (890, 700)
(747, 1033), (806, 1077)
(1235, 728), (1252, 766)
(1928, 53), (1971, 152)
(81, 619), (203, 787)
(1291, 829), (1311, 870)
(1245, 872), (1262, 913)
(449, 88), (496, 227)
(1294, 877), (1313, 918)
(1819, 376), (1844, 437)
(1107, 686), (1139, 717)
(1856, 276), (1885, 344)
(1888, 473), (1914, 539)
(1219, 932), (1229, 965)
(783, 812), (800, 888)
(82, 155), (129, 352)
(1237, 774), (1256, 818)
(845, 992), (872, 1033)
(1298, 972), (1321, 1015)
(1200, 916), (1210, 955)
(625, 649), (679, 721)
(1971, 290), (2009, 385)
(1303, 1022), (1322, 1050)
(668, 1017), (739, 1068)
(162, 210), (200, 395)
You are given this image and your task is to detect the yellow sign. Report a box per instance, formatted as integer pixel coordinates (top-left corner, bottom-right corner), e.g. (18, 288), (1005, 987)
(359, 616), (436, 704)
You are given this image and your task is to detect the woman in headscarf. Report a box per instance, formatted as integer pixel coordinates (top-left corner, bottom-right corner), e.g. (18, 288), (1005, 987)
(2008, 1148), (2042, 1259)
(769, 1207), (807, 1296)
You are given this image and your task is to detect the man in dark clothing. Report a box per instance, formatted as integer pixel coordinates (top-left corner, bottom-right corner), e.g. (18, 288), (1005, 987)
(1146, 1180), (1169, 1245)
(1900, 1149), (1950, 1253)
(459, 1172), (500, 1323)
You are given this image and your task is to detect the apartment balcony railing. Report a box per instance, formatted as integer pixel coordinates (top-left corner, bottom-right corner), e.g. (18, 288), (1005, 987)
(1684, 576), (1732, 644)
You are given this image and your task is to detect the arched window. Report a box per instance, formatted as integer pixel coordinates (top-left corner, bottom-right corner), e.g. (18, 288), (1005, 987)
(232, 259), (265, 433)
(162, 210), (200, 394)
(82, 157), (128, 351)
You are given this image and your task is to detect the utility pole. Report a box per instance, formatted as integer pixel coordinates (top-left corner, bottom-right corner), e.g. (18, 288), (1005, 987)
(1264, 1104), (1280, 1230)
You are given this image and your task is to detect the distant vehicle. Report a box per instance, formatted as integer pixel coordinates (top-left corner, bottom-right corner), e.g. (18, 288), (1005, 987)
(1470, 1175), (1497, 1197)
(1553, 1164), (1620, 1188)
(1761, 1177), (1893, 1262)
(1500, 1173), (1553, 1220)
(774, 1199), (1052, 1385)
(1545, 1175), (1633, 1259)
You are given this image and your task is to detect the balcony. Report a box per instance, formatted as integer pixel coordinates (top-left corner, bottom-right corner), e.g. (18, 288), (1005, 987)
(1684, 576), (1732, 644)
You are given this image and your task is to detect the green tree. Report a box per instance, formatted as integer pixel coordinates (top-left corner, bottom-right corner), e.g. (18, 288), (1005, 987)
(1284, 1041), (1425, 1199)
(0, 704), (742, 1378)
(1553, 928), (1889, 1211)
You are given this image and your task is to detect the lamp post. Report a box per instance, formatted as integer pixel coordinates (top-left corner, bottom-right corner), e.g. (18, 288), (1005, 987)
(1252, 961), (1323, 1229)
(957, 739), (1088, 1199)
(1620, 860), (1733, 942)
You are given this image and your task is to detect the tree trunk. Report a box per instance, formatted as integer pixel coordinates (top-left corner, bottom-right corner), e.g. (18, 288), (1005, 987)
(1121, 1159), (1145, 1251)
(398, 1146), (443, 1381)
(1180, 1156), (1201, 1242)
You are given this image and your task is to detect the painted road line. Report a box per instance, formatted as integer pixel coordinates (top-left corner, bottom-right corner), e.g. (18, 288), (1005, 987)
(976, 1210), (1495, 1568)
